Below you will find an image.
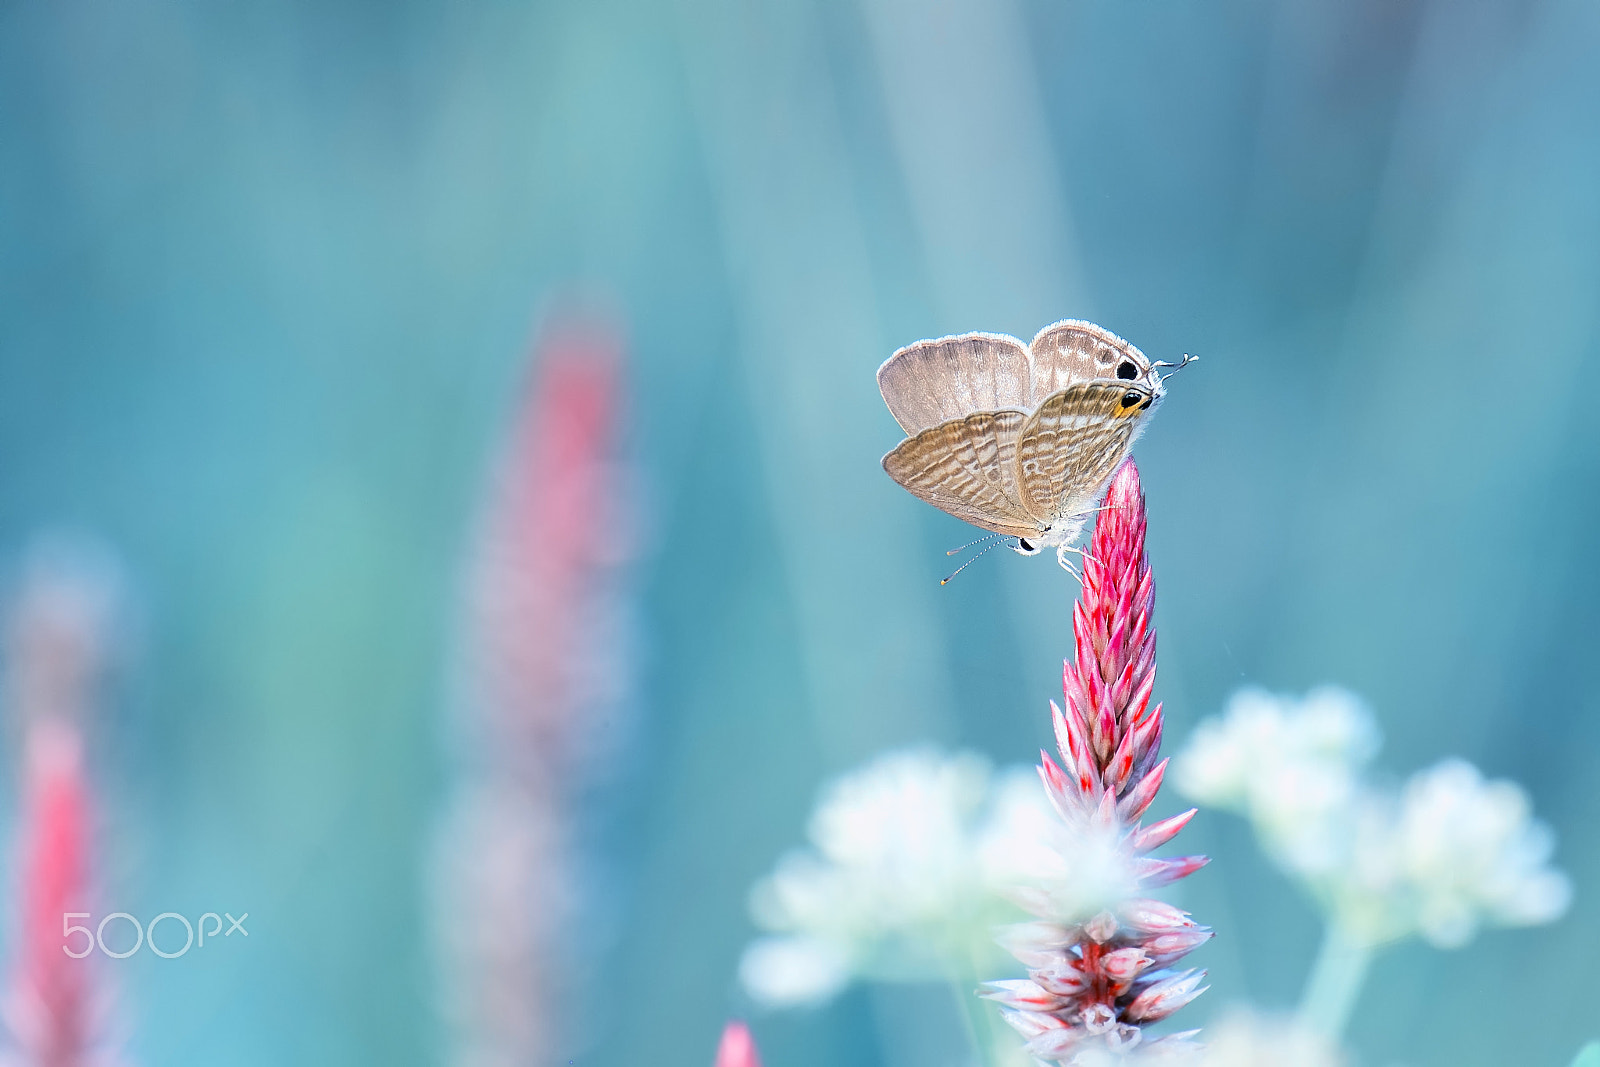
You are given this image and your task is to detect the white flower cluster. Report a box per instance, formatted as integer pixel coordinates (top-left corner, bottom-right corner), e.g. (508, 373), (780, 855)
(1173, 687), (1377, 879)
(1063, 1041), (1207, 1067)
(1198, 1008), (1344, 1067)
(739, 748), (1058, 1007)
(1173, 687), (1570, 948)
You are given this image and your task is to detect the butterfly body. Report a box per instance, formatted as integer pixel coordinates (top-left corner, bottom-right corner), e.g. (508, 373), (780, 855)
(878, 321), (1168, 570)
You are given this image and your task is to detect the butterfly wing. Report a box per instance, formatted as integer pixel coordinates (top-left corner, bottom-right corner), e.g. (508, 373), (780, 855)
(882, 410), (1040, 537)
(1015, 381), (1155, 523)
(1027, 320), (1160, 406)
(877, 332), (1031, 435)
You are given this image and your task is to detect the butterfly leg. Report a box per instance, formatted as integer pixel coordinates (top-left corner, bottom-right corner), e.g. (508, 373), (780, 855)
(1055, 545), (1084, 582)
(1056, 543), (1103, 571)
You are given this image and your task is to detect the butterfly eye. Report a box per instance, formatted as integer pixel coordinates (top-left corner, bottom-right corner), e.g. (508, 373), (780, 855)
(1014, 538), (1041, 556)
(1120, 391), (1142, 408)
(1116, 361), (1138, 380)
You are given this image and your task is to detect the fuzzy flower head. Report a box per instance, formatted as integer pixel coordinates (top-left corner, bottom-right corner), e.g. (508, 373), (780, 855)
(985, 462), (1211, 1065)
(1199, 1008), (1345, 1067)
(1370, 758), (1569, 947)
(1174, 688), (1570, 948)
(739, 748), (1056, 1007)
(1174, 687), (1377, 878)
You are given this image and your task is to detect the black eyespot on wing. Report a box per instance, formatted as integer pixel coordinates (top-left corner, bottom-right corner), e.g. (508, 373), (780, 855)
(1139, 396), (1153, 410)
(1116, 361), (1138, 380)
(1121, 391), (1142, 408)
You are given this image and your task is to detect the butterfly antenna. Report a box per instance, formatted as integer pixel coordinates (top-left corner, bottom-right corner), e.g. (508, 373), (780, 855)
(941, 539), (1006, 585)
(946, 532), (1003, 557)
(1154, 353), (1199, 382)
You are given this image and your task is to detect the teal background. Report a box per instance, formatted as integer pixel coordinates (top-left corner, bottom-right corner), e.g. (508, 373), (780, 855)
(1, 0), (1597, 1064)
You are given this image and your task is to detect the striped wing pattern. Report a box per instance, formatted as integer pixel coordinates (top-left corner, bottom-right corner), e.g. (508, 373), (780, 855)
(882, 409), (1039, 537)
(877, 333), (1031, 436)
(1015, 382), (1149, 523)
(1027, 320), (1148, 406)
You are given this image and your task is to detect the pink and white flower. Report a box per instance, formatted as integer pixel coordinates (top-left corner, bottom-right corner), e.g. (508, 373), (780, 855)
(985, 461), (1210, 1065)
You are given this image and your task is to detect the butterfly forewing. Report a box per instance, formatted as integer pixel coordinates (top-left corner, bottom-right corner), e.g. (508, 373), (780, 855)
(882, 410), (1040, 537)
(1014, 382), (1149, 523)
(1027, 320), (1153, 406)
(877, 333), (1031, 435)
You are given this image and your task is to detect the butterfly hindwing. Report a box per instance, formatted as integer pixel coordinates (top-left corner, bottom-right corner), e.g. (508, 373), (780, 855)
(1014, 382), (1151, 523)
(882, 409), (1039, 538)
(877, 333), (1031, 436)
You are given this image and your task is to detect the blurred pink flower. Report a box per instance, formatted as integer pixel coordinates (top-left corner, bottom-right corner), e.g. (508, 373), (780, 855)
(467, 319), (633, 776)
(432, 316), (638, 1067)
(713, 1021), (763, 1067)
(985, 461), (1210, 1063)
(11, 722), (92, 1067)
(1, 538), (124, 1067)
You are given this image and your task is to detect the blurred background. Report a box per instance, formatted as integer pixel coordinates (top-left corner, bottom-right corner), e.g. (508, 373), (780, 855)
(1, 0), (1597, 1064)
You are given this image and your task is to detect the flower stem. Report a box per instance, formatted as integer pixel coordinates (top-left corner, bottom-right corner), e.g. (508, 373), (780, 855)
(1296, 921), (1373, 1040)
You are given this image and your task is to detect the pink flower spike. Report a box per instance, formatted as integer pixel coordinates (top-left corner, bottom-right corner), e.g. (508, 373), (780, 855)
(1130, 808), (1198, 853)
(1124, 969), (1208, 1023)
(1109, 658), (1137, 722)
(1038, 774), (1078, 826)
(1001, 1009), (1070, 1039)
(1030, 964), (1091, 997)
(714, 1020), (763, 1067)
(1091, 680), (1118, 761)
(1117, 758), (1169, 823)
(1132, 712), (1165, 784)
(1061, 679), (1095, 739)
(1117, 898), (1198, 934)
(1144, 927), (1214, 965)
(1098, 946), (1154, 984)
(1134, 854), (1211, 888)
(980, 979), (1066, 1011)
(984, 461), (1210, 1061)
(1106, 726), (1137, 796)
(1127, 671), (1156, 730)
(1051, 700), (1093, 784)
(1092, 785), (1120, 830)
(1038, 752), (1084, 816)
(1069, 602), (1093, 671)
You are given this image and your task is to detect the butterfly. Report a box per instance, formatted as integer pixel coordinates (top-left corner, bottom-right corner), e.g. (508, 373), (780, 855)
(878, 320), (1190, 581)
